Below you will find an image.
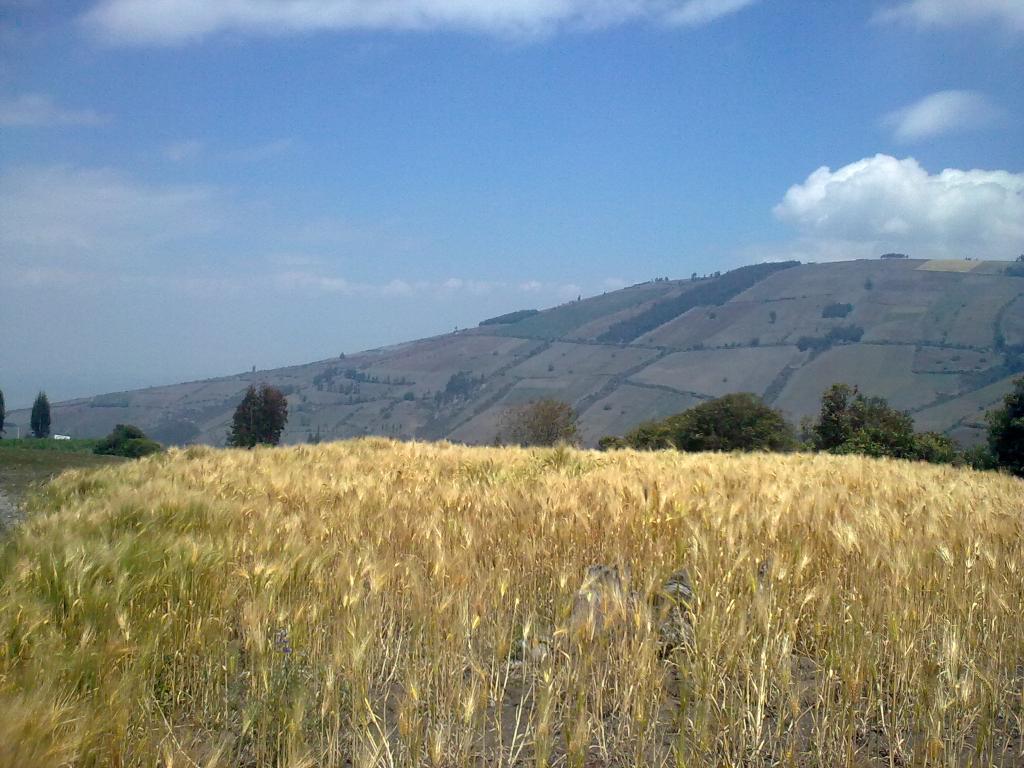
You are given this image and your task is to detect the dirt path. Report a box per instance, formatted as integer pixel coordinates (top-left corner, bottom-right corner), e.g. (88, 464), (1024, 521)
(0, 489), (21, 532)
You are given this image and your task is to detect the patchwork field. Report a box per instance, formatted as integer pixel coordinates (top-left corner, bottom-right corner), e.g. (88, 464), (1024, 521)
(8, 259), (1024, 448)
(773, 344), (961, 423)
(631, 346), (801, 399)
(1, 441), (1022, 767)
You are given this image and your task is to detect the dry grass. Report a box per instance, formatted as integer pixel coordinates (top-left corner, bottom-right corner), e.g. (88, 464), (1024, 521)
(1, 439), (1022, 767)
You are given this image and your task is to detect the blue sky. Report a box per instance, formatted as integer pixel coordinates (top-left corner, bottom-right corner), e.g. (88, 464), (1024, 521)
(2, 0), (1023, 408)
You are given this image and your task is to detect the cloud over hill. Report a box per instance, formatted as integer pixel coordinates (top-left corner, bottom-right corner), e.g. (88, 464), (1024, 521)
(775, 155), (1024, 260)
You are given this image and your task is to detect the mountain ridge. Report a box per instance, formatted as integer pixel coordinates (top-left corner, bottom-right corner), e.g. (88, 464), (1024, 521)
(8, 257), (1023, 448)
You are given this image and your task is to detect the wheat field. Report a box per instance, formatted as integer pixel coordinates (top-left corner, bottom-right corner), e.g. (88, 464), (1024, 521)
(1, 439), (1022, 767)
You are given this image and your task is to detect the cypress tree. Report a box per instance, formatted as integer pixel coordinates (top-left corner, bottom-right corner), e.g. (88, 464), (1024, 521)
(0, 387), (5, 438)
(30, 391), (51, 439)
(228, 384), (288, 447)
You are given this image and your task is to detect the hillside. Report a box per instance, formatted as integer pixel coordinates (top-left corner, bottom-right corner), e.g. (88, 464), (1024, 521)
(2, 441), (1022, 765)
(9, 257), (1024, 447)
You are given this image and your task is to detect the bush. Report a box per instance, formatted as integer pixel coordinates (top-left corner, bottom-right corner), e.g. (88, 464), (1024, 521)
(435, 371), (483, 405)
(821, 302), (853, 319)
(616, 420), (674, 451)
(911, 432), (961, 465)
(614, 394), (796, 453)
(962, 444), (997, 471)
(596, 435), (628, 451)
(812, 384), (923, 460)
(498, 399), (578, 447)
(796, 325), (864, 352)
(94, 424), (163, 458)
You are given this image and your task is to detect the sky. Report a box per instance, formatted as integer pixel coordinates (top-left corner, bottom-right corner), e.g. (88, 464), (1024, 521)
(1, 0), (1023, 408)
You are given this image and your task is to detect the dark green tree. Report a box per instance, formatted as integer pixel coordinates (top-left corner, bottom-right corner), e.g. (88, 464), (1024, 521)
(94, 424), (163, 458)
(661, 394), (796, 452)
(228, 384), (289, 448)
(0, 387), (5, 438)
(813, 384), (918, 459)
(606, 394), (796, 453)
(987, 377), (1024, 477)
(620, 419), (675, 450)
(30, 391), (51, 439)
(813, 384), (856, 451)
(911, 432), (961, 465)
(498, 399), (578, 447)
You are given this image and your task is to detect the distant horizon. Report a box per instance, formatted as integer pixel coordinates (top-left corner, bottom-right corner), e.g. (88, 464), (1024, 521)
(3, 254), (1016, 410)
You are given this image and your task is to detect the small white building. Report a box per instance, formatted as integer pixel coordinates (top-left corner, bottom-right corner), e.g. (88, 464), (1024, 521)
(53, 434), (71, 440)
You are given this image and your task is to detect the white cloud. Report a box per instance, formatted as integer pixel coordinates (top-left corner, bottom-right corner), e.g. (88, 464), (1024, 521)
(666, 0), (758, 26)
(773, 154), (1024, 260)
(0, 165), (225, 263)
(83, 0), (760, 45)
(882, 90), (1001, 141)
(0, 93), (108, 126)
(874, 0), (1024, 31)
(273, 271), (592, 300)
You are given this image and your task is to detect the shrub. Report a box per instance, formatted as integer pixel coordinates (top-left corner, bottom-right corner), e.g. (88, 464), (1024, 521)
(796, 325), (864, 352)
(596, 435), (627, 450)
(498, 399), (578, 447)
(94, 424), (163, 458)
(821, 302), (853, 319)
(812, 384), (917, 459)
(435, 371), (483, 405)
(617, 394), (796, 453)
(911, 432), (961, 465)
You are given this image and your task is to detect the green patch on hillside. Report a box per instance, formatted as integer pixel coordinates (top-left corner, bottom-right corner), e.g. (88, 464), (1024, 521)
(479, 309), (539, 326)
(489, 281), (680, 340)
(599, 262), (800, 344)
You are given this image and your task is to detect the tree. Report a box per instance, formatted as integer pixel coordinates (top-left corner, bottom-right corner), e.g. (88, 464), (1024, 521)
(94, 424), (163, 458)
(0, 387), (5, 438)
(911, 432), (961, 465)
(617, 394), (796, 453)
(678, 394), (795, 452)
(812, 384), (918, 459)
(30, 392), (51, 439)
(499, 399), (578, 447)
(228, 384), (289, 448)
(813, 384), (855, 451)
(987, 377), (1024, 477)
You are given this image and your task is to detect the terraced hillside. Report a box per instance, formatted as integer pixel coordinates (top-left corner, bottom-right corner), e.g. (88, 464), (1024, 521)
(8, 258), (1023, 447)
